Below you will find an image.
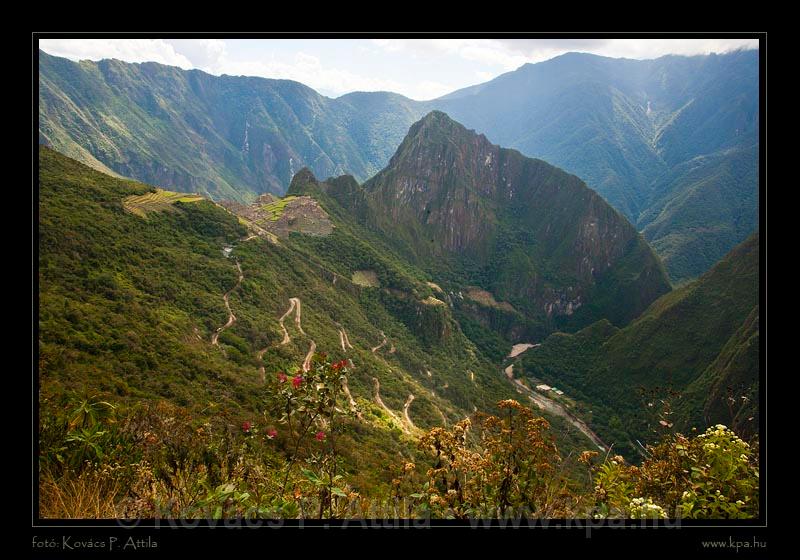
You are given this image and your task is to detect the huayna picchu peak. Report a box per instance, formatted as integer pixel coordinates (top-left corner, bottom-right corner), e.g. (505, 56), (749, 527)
(357, 111), (672, 333)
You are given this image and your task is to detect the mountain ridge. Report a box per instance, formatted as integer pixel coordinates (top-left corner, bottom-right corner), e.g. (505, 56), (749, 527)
(519, 232), (760, 458)
(311, 111), (672, 337)
(39, 48), (759, 283)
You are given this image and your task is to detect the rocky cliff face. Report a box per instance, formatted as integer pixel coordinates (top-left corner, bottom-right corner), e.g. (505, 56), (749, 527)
(366, 111), (501, 256)
(362, 111), (671, 329)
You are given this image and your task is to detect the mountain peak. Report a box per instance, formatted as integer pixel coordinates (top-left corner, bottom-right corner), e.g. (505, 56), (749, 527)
(419, 109), (452, 124)
(363, 113), (670, 327)
(287, 167), (320, 196)
(393, 111), (491, 166)
(413, 110), (472, 136)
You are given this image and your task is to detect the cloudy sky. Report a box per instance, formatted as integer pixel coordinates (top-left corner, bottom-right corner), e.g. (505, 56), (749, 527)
(38, 37), (759, 101)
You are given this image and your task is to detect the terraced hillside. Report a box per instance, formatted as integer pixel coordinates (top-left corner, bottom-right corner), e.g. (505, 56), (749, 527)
(122, 188), (204, 217)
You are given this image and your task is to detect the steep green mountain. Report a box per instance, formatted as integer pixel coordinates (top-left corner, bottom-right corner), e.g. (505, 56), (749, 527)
(39, 145), (606, 495)
(518, 233), (760, 458)
(435, 50), (759, 282)
(638, 143), (759, 283)
(38, 50), (428, 201)
(349, 111), (670, 338)
(39, 48), (758, 282)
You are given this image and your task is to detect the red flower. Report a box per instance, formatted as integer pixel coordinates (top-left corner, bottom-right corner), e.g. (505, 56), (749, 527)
(292, 375), (303, 389)
(277, 372), (288, 383)
(267, 428), (278, 439)
(242, 421), (253, 433)
(331, 359), (348, 372)
(315, 431), (326, 442)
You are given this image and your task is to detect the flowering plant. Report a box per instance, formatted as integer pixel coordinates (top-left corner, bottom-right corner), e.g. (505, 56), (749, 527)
(590, 424), (759, 519)
(265, 353), (358, 518)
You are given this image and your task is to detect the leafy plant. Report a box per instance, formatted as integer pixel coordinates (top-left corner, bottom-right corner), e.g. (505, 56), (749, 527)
(590, 424), (759, 519)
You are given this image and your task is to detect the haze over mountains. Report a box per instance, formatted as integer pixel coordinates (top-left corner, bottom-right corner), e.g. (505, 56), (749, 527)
(39, 48), (759, 283)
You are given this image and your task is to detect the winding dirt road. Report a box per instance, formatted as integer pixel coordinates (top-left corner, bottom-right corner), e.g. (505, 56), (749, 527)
(371, 331), (388, 353)
(341, 374), (362, 419)
(339, 327), (354, 352)
(302, 339), (317, 372)
(211, 261), (243, 346)
(372, 376), (407, 432)
(503, 364), (607, 451)
(277, 297), (304, 345)
(402, 394), (416, 429)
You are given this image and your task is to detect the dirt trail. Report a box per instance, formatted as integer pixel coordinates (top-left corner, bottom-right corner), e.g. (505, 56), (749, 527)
(302, 339), (317, 372)
(293, 298), (305, 335)
(211, 261), (243, 346)
(372, 377), (407, 432)
(257, 297), (310, 383)
(277, 297), (304, 345)
(338, 327), (354, 353)
(504, 364), (607, 451)
(402, 394), (416, 429)
(371, 331), (388, 353)
(341, 374), (362, 419)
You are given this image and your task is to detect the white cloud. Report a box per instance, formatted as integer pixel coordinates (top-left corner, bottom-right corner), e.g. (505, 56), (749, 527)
(371, 38), (528, 71)
(166, 39), (228, 71)
(213, 51), (414, 97)
(373, 37), (758, 68)
(38, 38), (454, 100)
(412, 80), (458, 100)
(38, 38), (194, 69)
(178, 49), (456, 100)
(600, 38), (759, 59)
(486, 38), (758, 64)
(39, 37), (759, 102)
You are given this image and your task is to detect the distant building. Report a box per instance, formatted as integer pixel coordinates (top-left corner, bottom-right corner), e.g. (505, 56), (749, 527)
(555, 390), (564, 395)
(535, 384), (551, 392)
